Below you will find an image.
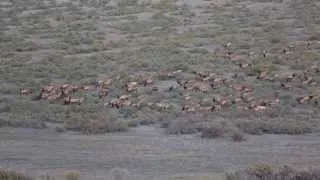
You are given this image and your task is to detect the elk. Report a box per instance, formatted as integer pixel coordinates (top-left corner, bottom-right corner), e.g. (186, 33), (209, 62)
(125, 82), (138, 92)
(238, 63), (250, 69)
(232, 84), (253, 93)
(286, 73), (298, 82)
(142, 78), (153, 86)
(64, 96), (84, 105)
(240, 93), (254, 103)
(191, 82), (211, 93)
(193, 71), (210, 79)
(96, 79), (113, 89)
(109, 98), (122, 109)
(81, 85), (96, 91)
(296, 95), (313, 104)
(232, 97), (243, 104)
(155, 103), (170, 111)
(167, 69), (182, 77)
(42, 85), (55, 93)
(257, 71), (268, 80)
(61, 84), (71, 90)
(280, 83), (292, 90)
(98, 88), (108, 99)
(182, 105), (196, 112)
(20, 88), (30, 96)
(253, 105), (267, 112)
(37, 88), (50, 100)
(212, 95), (231, 108)
(119, 94), (132, 103)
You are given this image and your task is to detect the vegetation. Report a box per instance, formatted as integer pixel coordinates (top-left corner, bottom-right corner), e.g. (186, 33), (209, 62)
(0, 0), (319, 140)
(226, 164), (320, 180)
(2, 164), (320, 180)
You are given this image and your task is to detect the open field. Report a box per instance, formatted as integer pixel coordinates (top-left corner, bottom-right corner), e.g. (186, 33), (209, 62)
(0, 0), (320, 179)
(1, 127), (320, 180)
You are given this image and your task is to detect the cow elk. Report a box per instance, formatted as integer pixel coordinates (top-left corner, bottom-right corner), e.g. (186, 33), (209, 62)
(20, 88), (30, 96)
(98, 88), (108, 99)
(109, 98), (122, 109)
(125, 82), (138, 92)
(64, 96), (84, 105)
(155, 103), (170, 111)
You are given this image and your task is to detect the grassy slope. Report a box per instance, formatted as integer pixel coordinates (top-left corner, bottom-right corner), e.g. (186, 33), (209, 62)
(0, 0), (319, 137)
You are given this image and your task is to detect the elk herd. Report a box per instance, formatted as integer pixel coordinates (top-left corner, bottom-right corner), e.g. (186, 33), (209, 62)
(18, 64), (318, 114)
(19, 42), (319, 114)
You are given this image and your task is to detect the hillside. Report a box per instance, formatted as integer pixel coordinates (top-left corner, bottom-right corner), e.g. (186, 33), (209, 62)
(1, 0), (319, 137)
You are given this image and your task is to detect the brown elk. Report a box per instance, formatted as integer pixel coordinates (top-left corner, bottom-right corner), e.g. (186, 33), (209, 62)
(125, 82), (138, 92)
(286, 73), (298, 82)
(232, 97), (243, 104)
(232, 84), (253, 93)
(155, 103), (170, 111)
(280, 83), (292, 90)
(253, 105), (267, 112)
(119, 94), (131, 101)
(296, 96), (313, 104)
(182, 105), (196, 112)
(191, 82), (211, 93)
(96, 79), (113, 89)
(20, 88), (30, 96)
(42, 85), (55, 93)
(257, 71), (268, 80)
(142, 78), (153, 86)
(167, 69), (182, 77)
(98, 88), (108, 99)
(64, 96), (84, 105)
(37, 88), (50, 100)
(240, 93), (254, 103)
(109, 98), (122, 109)
(81, 85), (96, 91)
(238, 63), (250, 69)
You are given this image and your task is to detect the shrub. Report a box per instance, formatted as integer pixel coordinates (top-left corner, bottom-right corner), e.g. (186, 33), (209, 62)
(235, 118), (313, 135)
(65, 111), (128, 134)
(200, 125), (225, 139)
(108, 168), (131, 180)
(166, 115), (203, 135)
(0, 169), (34, 180)
(231, 131), (246, 142)
(64, 171), (79, 180)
